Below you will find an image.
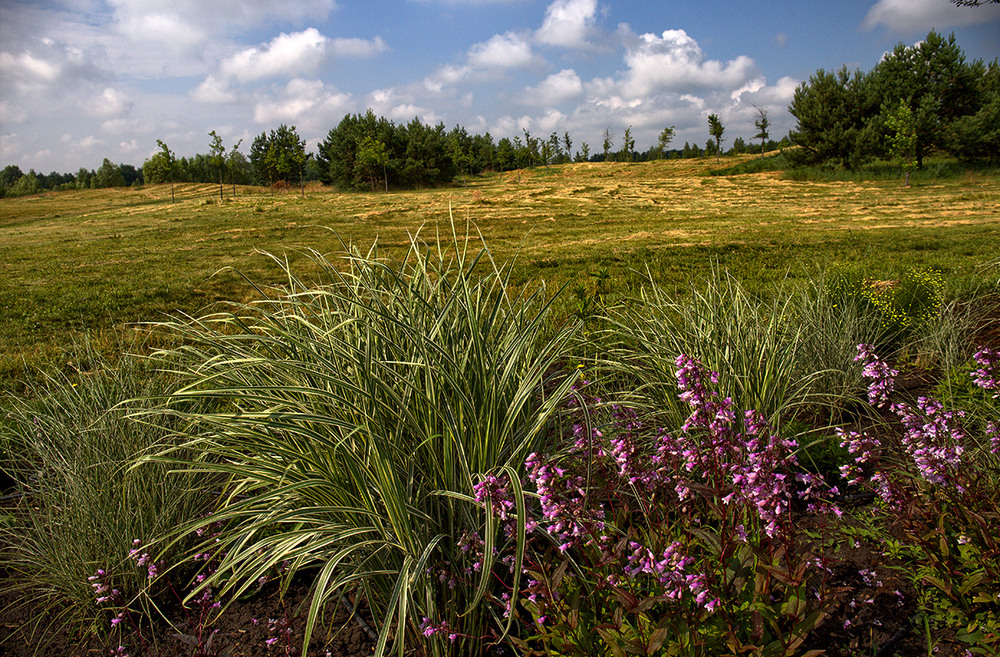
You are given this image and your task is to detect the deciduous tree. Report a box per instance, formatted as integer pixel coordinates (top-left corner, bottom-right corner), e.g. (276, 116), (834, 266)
(753, 106), (770, 157)
(208, 130), (227, 200)
(885, 100), (918, 186)
(707, 114), (725, 163)
(655, 126), (675, 159)
(155, 140), (176, 202)
(620, 125), (635, 162)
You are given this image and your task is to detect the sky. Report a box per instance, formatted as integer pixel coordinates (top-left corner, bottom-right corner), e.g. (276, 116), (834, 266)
(1, 0), (999, 174)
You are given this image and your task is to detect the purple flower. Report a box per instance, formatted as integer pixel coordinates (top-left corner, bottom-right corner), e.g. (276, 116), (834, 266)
(971, 347), (999, 397)
(856, 344), (897, 407)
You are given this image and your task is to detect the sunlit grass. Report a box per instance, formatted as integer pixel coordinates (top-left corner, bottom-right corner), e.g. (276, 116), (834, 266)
(1, 158), (997, 393)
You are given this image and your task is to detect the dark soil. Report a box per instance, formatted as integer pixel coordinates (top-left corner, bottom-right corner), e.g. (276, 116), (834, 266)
(0, 585), (376, 657)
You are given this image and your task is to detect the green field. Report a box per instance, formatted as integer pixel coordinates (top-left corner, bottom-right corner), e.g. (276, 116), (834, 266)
(2, 155), (998, 392)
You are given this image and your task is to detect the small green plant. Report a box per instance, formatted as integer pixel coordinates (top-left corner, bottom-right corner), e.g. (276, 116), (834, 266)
(825, 267), (944, 353)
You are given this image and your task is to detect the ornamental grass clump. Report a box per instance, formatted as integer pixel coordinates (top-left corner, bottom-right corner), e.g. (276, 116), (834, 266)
(599, 270), (820, 435)
(146, 228), (579, 657)
(0, 340), (215, 652)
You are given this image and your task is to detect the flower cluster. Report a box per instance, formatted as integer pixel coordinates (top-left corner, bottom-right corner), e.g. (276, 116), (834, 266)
(418, 617), (457, 642)
(473, 473), (516, 523)
(892, 397), (965, 488)
(972, 347), (999, 397)
(128, 539), (159, 580)
(88, 568), (128, 629)
(524, 451), (604, 552)
(855, 343), (898, 408)
(855, 345), (968, 490)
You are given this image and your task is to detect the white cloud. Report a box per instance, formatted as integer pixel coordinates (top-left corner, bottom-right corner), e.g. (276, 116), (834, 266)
(252, 78), (352, 127)
(468, 31), (540, 69)
(0, 51), (61, 86)
(108, 0), (338, 46)
(221, 29), (330, 83)
(620, 29), (757, 98)
(89, 87), (132, 118)
(535, 0), (599, 49)
(521, 69), (584, 105)
(330, 35), (388, 58)
(534, 108), (568, 132)
(191, 76), (238, 104)
(862, 0), (1000, 32)
(730, 77), (765, 102)
(424, 64), (472, 92)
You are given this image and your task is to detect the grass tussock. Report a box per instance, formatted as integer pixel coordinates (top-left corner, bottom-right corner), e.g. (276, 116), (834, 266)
(143, 227), (580, 656)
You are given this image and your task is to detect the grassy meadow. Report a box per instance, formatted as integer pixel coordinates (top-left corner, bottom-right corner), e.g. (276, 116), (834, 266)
(2, 154), (998, 392)
(1, 155), (1000, 657)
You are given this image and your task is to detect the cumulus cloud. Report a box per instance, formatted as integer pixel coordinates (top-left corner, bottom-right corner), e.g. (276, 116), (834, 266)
(88, 87), (132, 118)
(330, 35), (388, 57)
(191, 75), (238, 104)
(620, 29), (757, 98)
(862, 0), (1000, 32)
(521, 69), (584, 105)
(424, 64), (472, 93)
(108, 0), (338, 47)
(252, 78), (352, 127)
(535, 0), (599, 49)
(221, 29), (331, 83)
(0, 43), (108, 98)
(467, 31), (540, 69)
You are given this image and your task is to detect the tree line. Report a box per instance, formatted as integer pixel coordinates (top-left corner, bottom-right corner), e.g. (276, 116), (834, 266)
(3, 30), (994, 198)
(789, 30), (998, 169)
(1, 113), (790, 198)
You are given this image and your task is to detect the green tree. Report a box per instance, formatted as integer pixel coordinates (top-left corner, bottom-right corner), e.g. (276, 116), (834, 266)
(8, 172), (41, 197)
(547, 132), (561, 164)
(448, 125), (474, 185)
(496, 137), (515, 172)
(654, 126), (676, 159)
(619, 125), (635, 162)
(870, 31), (979, 168)
(250, 131), (275, 188)
(208, 130), (227, 200)
(577, 142), (590, 162)
(886, 100), (918, 187)
(155, 140), (176, 202)
(753, 106), (770, 156)
(0, 165), (23, 197)
(357, 135), (390, 192)
(707, 114), (725, 163)
(93, 158), (126, 188)
(946, 60), (1000, 162)
(522, 129), (539, 168)
(562, 132), (573, 162)
(227, 138), (245, 196)
(251, 125), (308, 194)
(601, 127), (613, 162)
(788, 66), (878, 168)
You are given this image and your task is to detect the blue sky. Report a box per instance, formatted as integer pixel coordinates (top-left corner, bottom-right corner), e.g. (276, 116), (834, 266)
(1, 0), (998, 174)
